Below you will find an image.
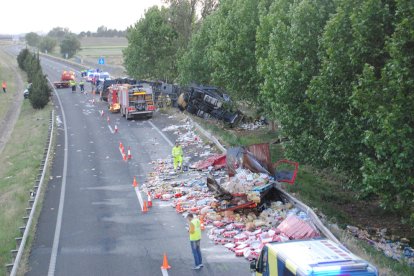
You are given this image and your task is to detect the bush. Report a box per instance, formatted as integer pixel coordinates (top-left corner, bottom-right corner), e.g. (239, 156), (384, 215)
(17, 49), (50, 109)
(29, 71), (51, 109)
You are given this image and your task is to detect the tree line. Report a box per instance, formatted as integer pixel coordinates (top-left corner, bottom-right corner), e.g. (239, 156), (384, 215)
(24, 25), (125, 58)
(17, 49), (51, 109)
(123, 0), (414, 225)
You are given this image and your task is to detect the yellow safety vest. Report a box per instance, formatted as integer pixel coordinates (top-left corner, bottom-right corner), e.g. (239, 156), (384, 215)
(172, 146), (183, 158)
(190, 218), (201, 241)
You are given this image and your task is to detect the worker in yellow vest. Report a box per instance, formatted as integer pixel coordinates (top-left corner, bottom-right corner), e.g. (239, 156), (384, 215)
(172, 141), (183, 171)
(187, 213), (203, 270)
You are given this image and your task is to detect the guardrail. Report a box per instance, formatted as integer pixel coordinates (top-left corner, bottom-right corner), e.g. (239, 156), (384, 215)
(6, 110), (55, 276)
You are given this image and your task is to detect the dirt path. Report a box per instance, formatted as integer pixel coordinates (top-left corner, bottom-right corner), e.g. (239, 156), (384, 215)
(0, 45), (24, 154)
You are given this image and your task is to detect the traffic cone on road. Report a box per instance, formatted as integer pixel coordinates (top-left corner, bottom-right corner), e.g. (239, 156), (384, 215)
(142, 201), (148, 213)
(147, 192), (152, 207)
(127, 147), (132, 159)
(161, 253), (171, 270)
(133, 176), (138, 187)
(114, 125), (118, 133)
(123, 153), (127, 161)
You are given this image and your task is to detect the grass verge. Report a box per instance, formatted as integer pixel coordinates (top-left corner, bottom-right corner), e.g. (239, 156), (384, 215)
(0, 57), (17, 120)
(0, 100), (52, 275)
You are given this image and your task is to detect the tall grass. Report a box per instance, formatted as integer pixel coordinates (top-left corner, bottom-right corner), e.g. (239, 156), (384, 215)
(0, 100), (51, 275)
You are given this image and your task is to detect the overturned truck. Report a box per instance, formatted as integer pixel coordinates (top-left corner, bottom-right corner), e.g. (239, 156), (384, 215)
(178, 85), (243, 126)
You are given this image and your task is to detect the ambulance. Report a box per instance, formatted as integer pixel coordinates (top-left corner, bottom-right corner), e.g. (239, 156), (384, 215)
(250, 239), (378, 276)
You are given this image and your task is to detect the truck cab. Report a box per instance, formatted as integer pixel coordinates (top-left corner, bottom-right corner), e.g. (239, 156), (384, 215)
(251, 239), (378, 276)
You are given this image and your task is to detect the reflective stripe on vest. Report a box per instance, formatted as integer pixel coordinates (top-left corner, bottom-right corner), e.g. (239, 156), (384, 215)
(190, 218), (201, 241)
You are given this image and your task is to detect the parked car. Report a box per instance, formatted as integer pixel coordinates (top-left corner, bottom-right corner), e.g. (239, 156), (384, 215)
(23, 83), (32, 99)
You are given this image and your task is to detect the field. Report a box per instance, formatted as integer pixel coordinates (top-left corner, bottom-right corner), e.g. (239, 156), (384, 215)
(78, 37), (127, 67)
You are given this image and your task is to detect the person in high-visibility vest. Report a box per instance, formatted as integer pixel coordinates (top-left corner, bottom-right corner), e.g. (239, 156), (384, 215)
(187, 214), (203, 270)
(79, 80), (85, 93)
(2, 81), (6, 93)
(172, 141), (183, 171)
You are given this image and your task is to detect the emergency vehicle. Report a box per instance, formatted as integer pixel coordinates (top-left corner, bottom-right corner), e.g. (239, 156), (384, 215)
(119, 84), (155, 119)
(251, 239), (378, 276)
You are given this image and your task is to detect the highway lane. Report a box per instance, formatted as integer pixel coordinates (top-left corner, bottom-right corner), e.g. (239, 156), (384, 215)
(26, 55), (250, 275)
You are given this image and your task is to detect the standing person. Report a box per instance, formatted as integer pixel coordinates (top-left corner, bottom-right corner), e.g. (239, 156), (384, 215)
(172, 141), (183, 171)
(79, 79), (85, 93)
(187, 214), (203, 270)
(2, 81), (6, 93)
(70, 79), (76, 93)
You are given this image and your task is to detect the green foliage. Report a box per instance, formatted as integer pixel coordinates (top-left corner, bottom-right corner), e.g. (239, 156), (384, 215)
(16, 49), (50, 109)
(208, 0), (260, 101)
(39, 36), (57, 53)
(48, 27), (71, 40)
(123, 6), (178, 81)
(258, 0), (336, 163)
(177, 12), (217, 85)
(25, 32), (40, 47)
(17, 48), (30, 70)
(60, 34), (81, 58)
(352, 0), (414, 214)
(29, 71), (51, 109)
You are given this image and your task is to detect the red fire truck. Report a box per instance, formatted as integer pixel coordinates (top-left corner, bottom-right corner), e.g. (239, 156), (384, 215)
(119, 84), (155, 119)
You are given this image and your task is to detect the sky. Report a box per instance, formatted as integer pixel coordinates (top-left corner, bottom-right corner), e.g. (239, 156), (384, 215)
(0, 0), (164, 35)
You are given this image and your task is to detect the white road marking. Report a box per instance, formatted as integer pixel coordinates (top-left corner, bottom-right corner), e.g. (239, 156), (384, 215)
(134, 187), (144, 211)
(47, 79), (69, 276)
(148, 121), (173, 147)
(108, 125), (114, 134)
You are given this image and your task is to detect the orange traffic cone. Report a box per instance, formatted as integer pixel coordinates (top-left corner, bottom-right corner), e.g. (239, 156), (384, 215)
(123, 153), (127, 161)
(147, 192), (152, 207)
(114, 125), (118, 133)
(127, 147), (132, 159)
(142, 201), (148, 213)
(161, 253), (171, 270)
(133, 176), (138, 187)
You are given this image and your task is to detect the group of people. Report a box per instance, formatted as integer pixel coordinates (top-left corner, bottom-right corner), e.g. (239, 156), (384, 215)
(69, 79), (85, 93)
(171, 142), (204, 270)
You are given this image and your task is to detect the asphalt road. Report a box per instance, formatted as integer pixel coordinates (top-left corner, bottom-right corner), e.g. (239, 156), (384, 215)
(24, 53), (251, 276)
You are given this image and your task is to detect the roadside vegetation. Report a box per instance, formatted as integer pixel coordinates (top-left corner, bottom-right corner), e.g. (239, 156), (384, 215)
(188, 112), (414, 275)
(0, 80), (51, 276)
(123, 0), (414, 244)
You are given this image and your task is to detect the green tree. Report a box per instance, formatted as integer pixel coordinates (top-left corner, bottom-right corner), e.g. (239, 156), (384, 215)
(165, 0), (197, 49)
(177, 12), (218, 85)
(48, 27), (71, 40)
(304, 0), (394, 177)
(352, 0), (414, 216)
(25, 32), (40, 47)
(208, 0), (261, 101)
(17, 48), (30, 70)
(29, 70), (51, 109)
(123, 6), (178, 81)
(60, 34), (81, 58)
(257, 0), (336, 161)
(39, 36), (57, 53)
